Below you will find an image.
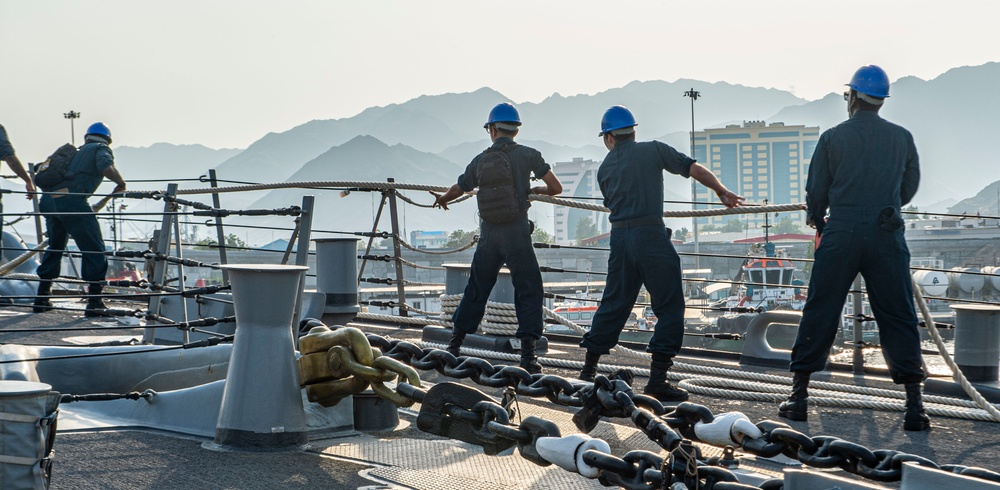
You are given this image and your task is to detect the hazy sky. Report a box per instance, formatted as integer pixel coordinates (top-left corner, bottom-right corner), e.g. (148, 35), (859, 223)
(2, 0), (998, 159)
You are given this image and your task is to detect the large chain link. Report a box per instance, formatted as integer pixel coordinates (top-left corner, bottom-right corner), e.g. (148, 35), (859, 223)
(296, 325), (421, 407)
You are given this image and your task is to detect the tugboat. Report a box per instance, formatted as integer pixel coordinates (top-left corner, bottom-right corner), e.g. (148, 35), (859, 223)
(721, 241), (806, 313)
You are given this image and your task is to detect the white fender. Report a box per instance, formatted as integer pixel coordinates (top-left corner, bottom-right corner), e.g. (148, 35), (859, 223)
(536, 433), (611, 478)
(693, 411), (762, 446)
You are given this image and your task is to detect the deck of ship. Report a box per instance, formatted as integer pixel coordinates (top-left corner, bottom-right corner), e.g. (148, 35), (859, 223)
(2, 301), (999, 489)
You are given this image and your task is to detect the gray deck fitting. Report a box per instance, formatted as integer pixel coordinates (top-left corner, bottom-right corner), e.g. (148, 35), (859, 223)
(212, 264), (310, 451)
(313, 238), (361, 323)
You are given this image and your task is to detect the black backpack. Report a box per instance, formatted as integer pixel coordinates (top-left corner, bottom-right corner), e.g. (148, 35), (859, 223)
(475, 144), (522, 224)
(34, 143), (78, 192)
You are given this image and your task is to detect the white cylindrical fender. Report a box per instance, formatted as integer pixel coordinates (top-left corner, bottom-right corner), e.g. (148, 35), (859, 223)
(536, 433), (611, 478)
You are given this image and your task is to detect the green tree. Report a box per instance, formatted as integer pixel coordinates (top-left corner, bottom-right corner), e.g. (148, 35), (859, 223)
(574, 216), (600, 243)
(773, 217), (803, 234)
(532, 227), (554, 244)
(194, 233), (248, 250)
(675, 227), (690, 242)
(721, 219), (744, 233)
(445, 229), (479, 248)
(902, 204), (919, 221)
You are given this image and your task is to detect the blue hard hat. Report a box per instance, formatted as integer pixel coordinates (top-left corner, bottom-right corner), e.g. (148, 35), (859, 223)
(599, 105), (637, 136)
(847, 65), (890, 98)
(484, 103), (521, 128)
(85, 122), (112, 143)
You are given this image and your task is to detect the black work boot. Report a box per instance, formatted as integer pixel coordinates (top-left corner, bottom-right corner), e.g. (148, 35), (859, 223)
(579, 351), (601, 382)
(84, 284), (109, 318)
(903, 382), (931, 431)
(446, 329), (466, 357)
(778, 371), (811, 421)
(519, 337), (542, 375)
(643, 352), (689, 402)
(33, 280), (54, 313)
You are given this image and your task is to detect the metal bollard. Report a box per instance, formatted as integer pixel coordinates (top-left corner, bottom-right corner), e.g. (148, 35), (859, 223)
(443, 263), (514, 302)
(739, 311), (801, 368)
(313, 238), (361, 325)
(213, 264), (309, 451)
(952, 304), (1000, 382)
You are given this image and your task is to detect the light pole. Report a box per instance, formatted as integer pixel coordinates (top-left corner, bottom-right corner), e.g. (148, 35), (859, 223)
(683, 88), (700, 269)
(63, 111), (81, 145)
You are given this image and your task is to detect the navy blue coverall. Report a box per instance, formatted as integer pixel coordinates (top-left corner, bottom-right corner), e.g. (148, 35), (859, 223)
(790, 110), (925, 384)
(451, 137), (550, 340)
(581, 140), (694, 356)
(37, 142), (115, 284)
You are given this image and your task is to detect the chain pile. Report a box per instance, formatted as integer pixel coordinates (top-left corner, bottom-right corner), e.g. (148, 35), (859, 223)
(294, 322), (1000, 489)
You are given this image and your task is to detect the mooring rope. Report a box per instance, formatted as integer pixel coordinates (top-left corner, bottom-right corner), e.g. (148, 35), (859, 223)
(398, 235), (478, 254)
(136, 179), (804, 218)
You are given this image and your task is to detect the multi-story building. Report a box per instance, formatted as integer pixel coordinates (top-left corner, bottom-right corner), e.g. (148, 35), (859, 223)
(693, 121), (819, 230)
(550, 157), (608, 244)
(408, 230), (449, 249)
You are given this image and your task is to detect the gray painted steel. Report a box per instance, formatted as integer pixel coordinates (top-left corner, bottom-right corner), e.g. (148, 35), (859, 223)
(352, 391), (399, 432)
(0, 381), (58, 490)
(952, 304), (1000, 381)
(782, 468), (884, 489)
(900, 461), (1000, 489)
(313, 238), (361, 315)
(214, 264), (310, 450)
(0, 343), (233, 394)
(739, 311), (799, 368)
(443, 263), (515, 303)
(155, 293), (236, 344)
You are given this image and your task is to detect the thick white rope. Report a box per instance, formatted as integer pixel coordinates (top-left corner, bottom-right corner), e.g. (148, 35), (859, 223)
(139, 179), (803, 219)
(912, 277), (1000, 422)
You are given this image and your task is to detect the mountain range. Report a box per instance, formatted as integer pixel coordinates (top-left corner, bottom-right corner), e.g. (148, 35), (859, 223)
(112, 62), (1000, 243)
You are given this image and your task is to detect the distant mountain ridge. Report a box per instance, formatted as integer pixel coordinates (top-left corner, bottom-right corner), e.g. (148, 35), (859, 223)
(125, 62), (1000, 236)
(115, 143), (240, 181)
(243, 135), (477, 238)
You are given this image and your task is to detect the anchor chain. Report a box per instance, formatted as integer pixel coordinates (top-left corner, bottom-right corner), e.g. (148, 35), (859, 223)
(317, 325), (1000, 487)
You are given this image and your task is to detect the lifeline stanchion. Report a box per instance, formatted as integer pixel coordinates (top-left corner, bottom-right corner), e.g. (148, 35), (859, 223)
(210, 264), (309, 451)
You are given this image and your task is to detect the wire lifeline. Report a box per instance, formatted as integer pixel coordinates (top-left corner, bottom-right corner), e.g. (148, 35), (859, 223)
(0, 336), (233, 364)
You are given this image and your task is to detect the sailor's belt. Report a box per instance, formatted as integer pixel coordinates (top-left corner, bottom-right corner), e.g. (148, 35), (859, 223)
(611, 216), (664, 229)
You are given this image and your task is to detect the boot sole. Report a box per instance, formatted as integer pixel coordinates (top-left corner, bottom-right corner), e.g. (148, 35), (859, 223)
(904, 420), (931, 431)
(642, 390), (689, 402)
(778, 410), (808, 422)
